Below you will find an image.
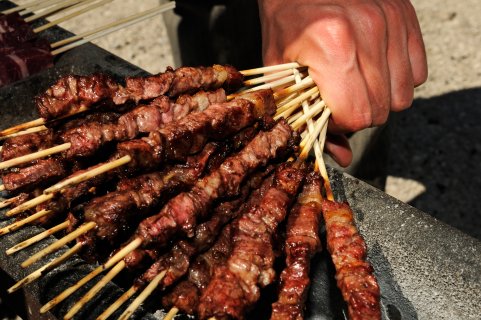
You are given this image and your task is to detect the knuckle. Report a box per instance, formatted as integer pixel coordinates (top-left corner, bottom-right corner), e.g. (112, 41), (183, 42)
(352, 116), (373, 131)
(319, 12), (353, 44)
(356, 2), (387, 34)
(339, 113), (373, 132)
(413, 65), (428, 86)
(391, 91), (414, 111)
(372, 106), (390, 126)
(381, 0), (402, 19)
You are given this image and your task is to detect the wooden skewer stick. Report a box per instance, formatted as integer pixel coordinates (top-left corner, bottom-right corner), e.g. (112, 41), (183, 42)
(64, 261), (127, 320)
(8, 242), (82, 293)
(24, 0), (84, 23)
(274, 86), (319, 120)
(292, 68), (318, 145)
(6, 221), (70, 255)
(227, 74), (299, 101)
(0, 209), (52, 236)
(291, 100), (326, 131)
(118, 270), (167, 320)
(21, 221), (95, 268)
(6, 193), (54, 217)
(0, 194), (23, 210)
(277, 92), (300, 108)
(0, 118), (46, 137)
(51, 2), (174, 48)
(242, 69), (294, 86)
(240, 62), (301, 76)
(0, 143), (71, 170)
(316, 122), (334, 200)
(275, 83), (319, 115)
(243, 74), (300, 93)
(33, 0), (113, 33)
(96, 286), (139, 320)
(163, 307), (179, 320)
(299, 108), (331, 158)
(40, 238), (142, 313)
(273, 76), (315, 100)
(2, 0), (50, 14)
(18, 0), (75, 16)
(51, 2), (176, 56)
(19, 0), (79, 16)
(299, 107), (328, 149)
(0, 125), (48, 141)
(19, 0), (78, 16)
(0, 106), (91, 138)
(44, 155), (131, 194)
(299, 123), (323, 160)
(4, 156), (129, 219)
(290, 68), (332, 199)
(287, 109), (303, 125)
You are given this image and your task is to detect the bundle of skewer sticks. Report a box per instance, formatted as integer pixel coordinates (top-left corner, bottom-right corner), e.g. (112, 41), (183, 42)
(0, 62), (381, 320)
(0, 0), (175, 87)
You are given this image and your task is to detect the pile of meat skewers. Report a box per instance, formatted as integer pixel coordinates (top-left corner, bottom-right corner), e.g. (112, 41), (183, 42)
(0, 63), (381, 320)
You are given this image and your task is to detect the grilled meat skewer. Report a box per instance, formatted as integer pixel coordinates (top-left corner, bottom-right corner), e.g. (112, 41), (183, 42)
(1, 89), (226, 194)
(271, 171), (323, 320)
(1, 112), (122, 161)
(130, 119), (295, 253)
(75, 126), (260, 262)
(35, 64), (243, 121)
(198, 161), (306, 320)
(103, 168), (276, 320)
(161, 172), (276, 316)
(7, 142), (234, 293)
(112, 89), (276, 171)
(4, 89), (275, 229)
(1, 112), (122, 193)
(322, 201), (381, 320)
(131, 167), (275, 284)
(40, 119), (296, 315)
(1, 88), (224, 162)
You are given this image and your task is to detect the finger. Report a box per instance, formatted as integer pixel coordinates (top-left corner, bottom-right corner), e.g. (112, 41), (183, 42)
(349, 3), (391, 125)
(380, 0), (415, 112)
(402, 0), (428, 86)
(324, 133), (352, 167)
(293, 17), (372, 134)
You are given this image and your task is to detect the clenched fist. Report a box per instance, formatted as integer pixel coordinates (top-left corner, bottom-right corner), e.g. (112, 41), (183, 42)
(258, 0), (428, 166)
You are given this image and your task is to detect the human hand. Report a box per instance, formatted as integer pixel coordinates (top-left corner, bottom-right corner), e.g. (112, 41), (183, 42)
(258, 0), (428, 166)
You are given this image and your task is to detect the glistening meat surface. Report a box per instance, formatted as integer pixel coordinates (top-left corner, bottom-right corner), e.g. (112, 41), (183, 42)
(198, 162), (306, 320)
(114, 89), (276, 170)
(133, 119), (295, 249)
(271, 171), (323, 320)
(322, 200), (381, 320)
(35, 65), (243, 120)
(59, 89), (226, 158)
(161, 171), (277, 315)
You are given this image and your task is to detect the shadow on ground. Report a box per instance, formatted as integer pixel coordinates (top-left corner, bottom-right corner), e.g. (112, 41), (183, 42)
(387, 87), (481, 240)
